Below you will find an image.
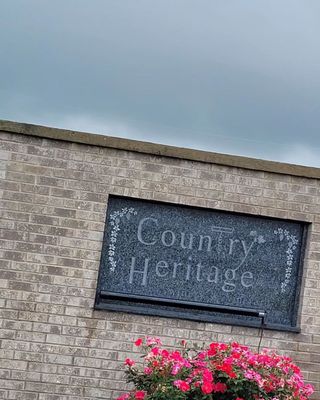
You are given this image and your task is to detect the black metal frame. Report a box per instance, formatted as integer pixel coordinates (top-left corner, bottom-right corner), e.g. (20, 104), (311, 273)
(96, 289), (302, 332)
(100, 290), (266, 319)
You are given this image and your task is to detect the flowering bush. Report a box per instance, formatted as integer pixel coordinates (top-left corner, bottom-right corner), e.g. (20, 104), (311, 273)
(117, 337), (314, 400)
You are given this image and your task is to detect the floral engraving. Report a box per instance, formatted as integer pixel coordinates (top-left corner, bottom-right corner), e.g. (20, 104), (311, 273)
(249, 230), (266, 244)
(108, 207), (137, 272)
(274, 228), (298, 293)
(233, 230), (266, 272)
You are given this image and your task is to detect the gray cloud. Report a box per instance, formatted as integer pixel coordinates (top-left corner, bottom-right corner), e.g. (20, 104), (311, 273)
(1, 0), (320, 166)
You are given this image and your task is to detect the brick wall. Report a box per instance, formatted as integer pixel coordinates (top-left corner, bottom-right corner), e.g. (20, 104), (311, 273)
(0, 126), (320, 399)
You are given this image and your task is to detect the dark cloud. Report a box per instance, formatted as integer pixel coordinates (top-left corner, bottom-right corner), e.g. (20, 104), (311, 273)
(1, 0), (320, 166)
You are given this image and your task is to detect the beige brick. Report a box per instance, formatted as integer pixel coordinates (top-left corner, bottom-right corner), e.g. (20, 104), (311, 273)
(8, 391), (39, 400)
(0, 379), (24, 390)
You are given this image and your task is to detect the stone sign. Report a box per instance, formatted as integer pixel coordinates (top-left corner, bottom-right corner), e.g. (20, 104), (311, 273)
(96, 196), (307, 331)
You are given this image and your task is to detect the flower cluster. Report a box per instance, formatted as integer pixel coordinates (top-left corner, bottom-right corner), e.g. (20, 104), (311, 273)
(274, 227), (299, 293)
(108, 207), (137, 272)
(117, 337), (313, 400)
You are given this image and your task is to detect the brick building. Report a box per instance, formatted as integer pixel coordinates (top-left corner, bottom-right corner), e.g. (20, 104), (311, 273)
(0, 120), (319, 399)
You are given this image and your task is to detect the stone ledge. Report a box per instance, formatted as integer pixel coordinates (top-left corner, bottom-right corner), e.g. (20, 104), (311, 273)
(1, 119), (319, 179)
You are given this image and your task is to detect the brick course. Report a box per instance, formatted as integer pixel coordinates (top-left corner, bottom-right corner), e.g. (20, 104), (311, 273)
(0, 125), (320, 399)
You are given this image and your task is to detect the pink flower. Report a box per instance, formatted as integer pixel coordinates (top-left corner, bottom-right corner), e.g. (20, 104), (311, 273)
(124, 358), (135, 367)
(171, 364), (181, 375)
(202, 368), (213, 382)
(304, 385), (314, 396)
(134, 338), (143, 347)
(201, 381), (214, 394)
(174, 380), (190, 392)
(116, 394), (130, 400)
(143, 367), (152, 375)
(216, 361), (236, 378)
(213, 382), (227, 393)
(245, 369), (263, 386)
(198, 352), (206, 359)
(134, 390), (146, 399)
(161, 349), (169, 358)
(146, 337), (162, 346)
(150, 347), (160, 356)
(171, 351), (183, 361)
(193, 360), (207, 367)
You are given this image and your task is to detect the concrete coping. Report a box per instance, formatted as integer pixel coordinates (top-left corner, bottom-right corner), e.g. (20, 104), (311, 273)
(1, 119), (319, 180)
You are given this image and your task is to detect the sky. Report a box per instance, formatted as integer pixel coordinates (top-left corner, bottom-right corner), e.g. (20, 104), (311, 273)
(1, 1), (320, 167)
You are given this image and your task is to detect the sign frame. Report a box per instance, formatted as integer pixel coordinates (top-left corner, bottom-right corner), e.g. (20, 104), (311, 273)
(95, 195), (309, 332)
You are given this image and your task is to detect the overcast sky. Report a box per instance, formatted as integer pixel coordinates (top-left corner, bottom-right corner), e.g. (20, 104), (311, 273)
(1, 1), (320, 167)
